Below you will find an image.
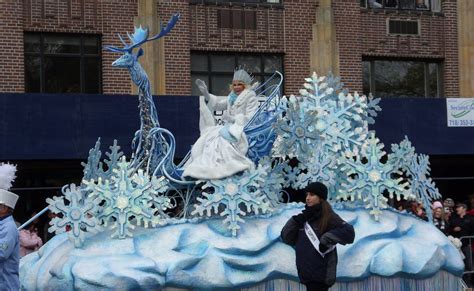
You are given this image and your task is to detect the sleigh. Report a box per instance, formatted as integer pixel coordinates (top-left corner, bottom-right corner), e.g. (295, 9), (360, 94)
(151, 71), (284, 185)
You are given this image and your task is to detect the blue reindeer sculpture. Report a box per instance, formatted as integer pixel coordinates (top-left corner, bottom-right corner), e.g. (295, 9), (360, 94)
(105, 13), (180, 174)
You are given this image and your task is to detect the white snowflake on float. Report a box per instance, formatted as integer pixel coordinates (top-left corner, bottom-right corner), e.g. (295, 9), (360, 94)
(388, 136), (416, 169)
(407, 153), (441, 222)
(273, 99), (320, 158)
(258, 157), (286, 208)
(388, 136), (441, 221)
(337, 132), (411, 219)
(192, 169), (272, 236)
(81, 139), (124, 182)
(295, 144), (338, 196)
(47, 184), (102, 247)
(298, 73), (376, 153)
(83, 157), (170, 239)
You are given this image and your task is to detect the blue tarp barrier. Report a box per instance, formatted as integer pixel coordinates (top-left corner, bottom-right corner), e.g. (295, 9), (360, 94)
(0, 93), (200, 160)
(0, 94), (473, 160)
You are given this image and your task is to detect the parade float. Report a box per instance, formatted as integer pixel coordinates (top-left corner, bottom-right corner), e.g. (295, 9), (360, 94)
(19, 13), (464, 290)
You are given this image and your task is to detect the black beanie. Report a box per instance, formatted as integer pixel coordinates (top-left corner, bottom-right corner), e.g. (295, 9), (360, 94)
(305, 182), (328, 200)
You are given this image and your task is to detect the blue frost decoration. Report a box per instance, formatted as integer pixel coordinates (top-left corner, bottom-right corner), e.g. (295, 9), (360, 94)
(337, 132), (413, 219)
(295, 144), (337, 193)
(82, 157), (171, 239)
(81, 138), (102, 182)
(389, 137), (441, 222)
(46, 184), (102, 247)
(273, 98), (320, 158)
(192, 167), (272, 236)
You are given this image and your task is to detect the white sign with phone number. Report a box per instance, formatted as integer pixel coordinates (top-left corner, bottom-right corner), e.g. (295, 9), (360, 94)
(446, 98), (474, 127)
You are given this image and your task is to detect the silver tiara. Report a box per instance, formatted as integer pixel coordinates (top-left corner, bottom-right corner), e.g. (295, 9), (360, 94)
(233, 69), (253, 85)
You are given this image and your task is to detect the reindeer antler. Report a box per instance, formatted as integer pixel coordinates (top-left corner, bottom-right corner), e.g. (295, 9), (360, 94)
(105, 13), (180, 53)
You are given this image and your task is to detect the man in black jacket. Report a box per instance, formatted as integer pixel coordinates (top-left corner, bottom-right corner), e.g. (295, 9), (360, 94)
(281, 182), (355, 291)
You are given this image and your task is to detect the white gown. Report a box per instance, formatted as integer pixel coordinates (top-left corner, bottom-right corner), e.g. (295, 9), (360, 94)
(182, 89), (259, 180)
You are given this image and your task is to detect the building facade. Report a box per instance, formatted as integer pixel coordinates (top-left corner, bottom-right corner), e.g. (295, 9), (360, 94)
(1, 0), (471, 98)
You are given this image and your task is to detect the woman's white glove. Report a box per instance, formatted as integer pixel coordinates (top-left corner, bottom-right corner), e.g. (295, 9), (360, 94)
(195, 79), (211, 101)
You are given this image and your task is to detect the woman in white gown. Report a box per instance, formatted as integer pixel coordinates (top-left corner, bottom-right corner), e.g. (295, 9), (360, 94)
(183, 69), (259, 180)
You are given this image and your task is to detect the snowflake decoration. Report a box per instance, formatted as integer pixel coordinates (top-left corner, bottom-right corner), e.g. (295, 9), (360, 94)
(99, 139), (124, 181)
(83, 157), (170, 239)
(258, 157), (286, 207)
(273, 98), (321, 158)
(81, 138), (102, 182)
(47, 183), (102, 247)
(295, 144), (338, 196)
(337, 132), (410, 219)
(192, 169), (272, 236)
(298, 73), (377, 153)
(388, 136), (416, 169)
(81, 139), (124, 183)
(281, 162), (302, 189)
(405, 153), (441, 222)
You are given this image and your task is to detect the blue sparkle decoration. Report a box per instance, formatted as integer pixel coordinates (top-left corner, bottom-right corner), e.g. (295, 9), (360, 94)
(337, 132), (412, 219)
(83, 157), (171, 239)
(192, 168), (272, 236)
(47, 184), (102, 247)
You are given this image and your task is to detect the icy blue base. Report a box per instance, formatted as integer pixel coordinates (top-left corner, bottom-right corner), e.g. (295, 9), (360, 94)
(20, 205), (464, 290)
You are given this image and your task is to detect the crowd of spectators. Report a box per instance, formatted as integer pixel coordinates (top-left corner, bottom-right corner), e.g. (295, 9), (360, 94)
(397, 195), (474, 285)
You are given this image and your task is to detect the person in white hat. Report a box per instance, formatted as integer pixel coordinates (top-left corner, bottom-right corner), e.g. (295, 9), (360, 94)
(0, 163), (20, 291)
(183, 69), (259, 180)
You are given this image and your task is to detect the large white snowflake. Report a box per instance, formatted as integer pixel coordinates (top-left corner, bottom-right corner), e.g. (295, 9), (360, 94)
(258, 157), (287, 208)
(295, 144), (338, 197)
(47, 183), (102, 247)
(273, 98), (320, 158)
(337, 132), (411, 219)
(298, 73), (375, 154)
(83, 157), (170, 239)
(192, 169), (272, 236)
(388, 137), (441, 221)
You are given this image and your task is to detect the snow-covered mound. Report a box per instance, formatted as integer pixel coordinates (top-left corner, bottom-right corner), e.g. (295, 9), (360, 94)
(20, 204), (463, 290)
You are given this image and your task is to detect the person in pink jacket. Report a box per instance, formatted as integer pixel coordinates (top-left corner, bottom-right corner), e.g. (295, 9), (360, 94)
(19, 212), (43, 257)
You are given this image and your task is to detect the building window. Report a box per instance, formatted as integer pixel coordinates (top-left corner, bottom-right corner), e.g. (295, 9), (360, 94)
(218, 9), (256, 29)
(363, 59), (441, 98)
(24, 32), (102, 94)
(361, 0), (441, 12)
(191, 52), (283, 96)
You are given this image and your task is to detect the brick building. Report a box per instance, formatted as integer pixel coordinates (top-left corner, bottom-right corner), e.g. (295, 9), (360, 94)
(1, 0), (474, 221)
(0, 0), (470, 97)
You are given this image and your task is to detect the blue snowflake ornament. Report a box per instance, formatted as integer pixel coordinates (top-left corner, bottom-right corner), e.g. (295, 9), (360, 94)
(81, 138), (102, 182)
(337, 132), (411, 219)
(405, 153), (441, 222)
(83, 157), (171, 239)
(298, 73), (378, 153)
(192, 169), (272, 236)
(257, 157), (287, 207)
(273, 97), (321, 158)
(47, 184), (102, 247)
(388, 136), (416, 169)
(295, 144), (338, 196)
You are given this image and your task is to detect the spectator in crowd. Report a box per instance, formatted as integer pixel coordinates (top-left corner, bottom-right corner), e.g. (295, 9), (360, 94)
(444, 198), (455, 222)
(409, 201), (428, 221)
(19, 211), (43, 257)
(450, 203), (474, 281)
(432, 201), (449, 235)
